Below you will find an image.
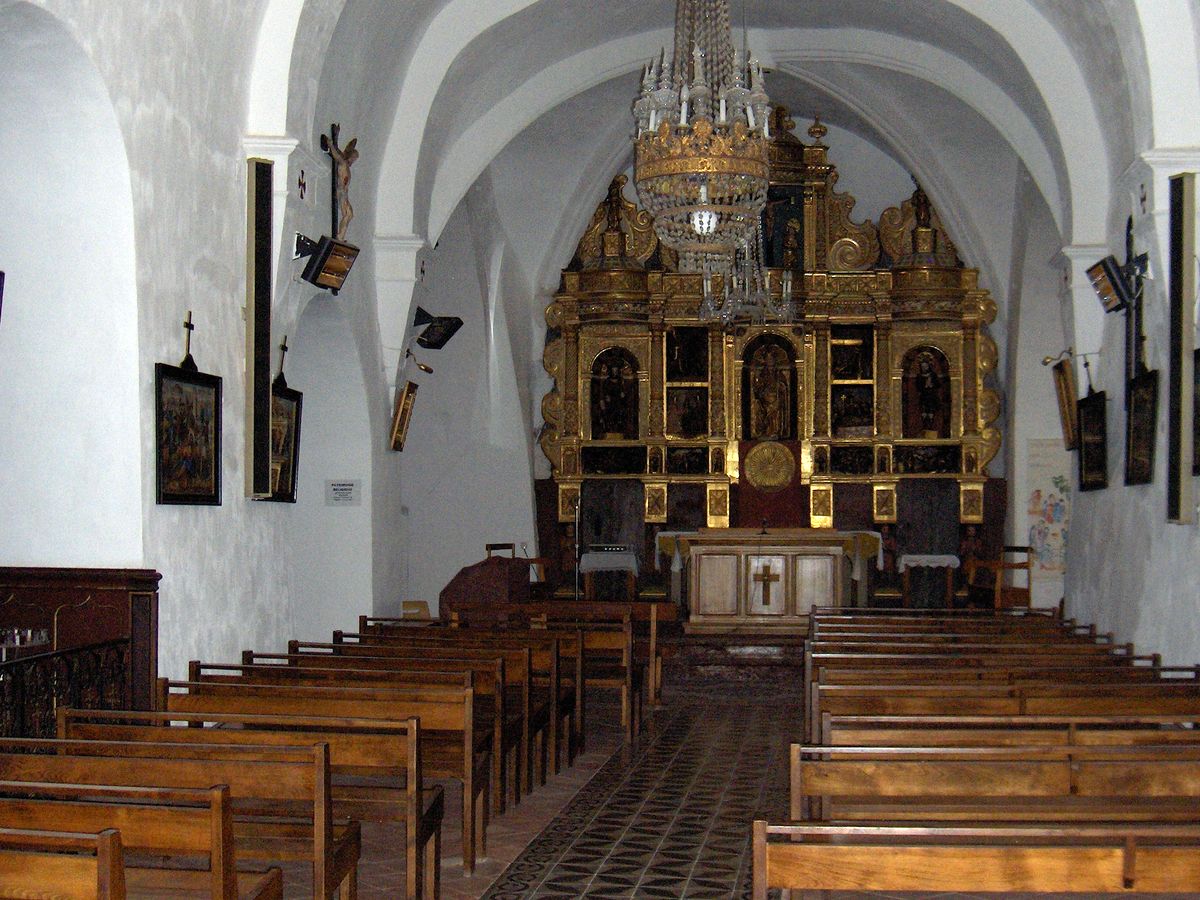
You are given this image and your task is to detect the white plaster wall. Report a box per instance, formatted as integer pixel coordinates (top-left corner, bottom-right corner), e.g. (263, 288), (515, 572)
(0, 2), (142, 566)
(287, 296), (374, 639)
(1002, 171), (1071, 604)
(400, 195), (538, 608)
(1068, 220), (1200, 667)
(816, 123), (915, 225)
(24, 0), (294, 679)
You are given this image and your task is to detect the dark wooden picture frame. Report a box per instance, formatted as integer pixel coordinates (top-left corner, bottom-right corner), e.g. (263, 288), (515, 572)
(1051, 359), (1079, 450)
(155, 362), (221, 505)
(267, 380), (302, 502)
(390, 381), (418, 451)
(1124, 368), (1159, 485)
(1193, 348), (1200, 476)
(1077, 390), (1108, 491)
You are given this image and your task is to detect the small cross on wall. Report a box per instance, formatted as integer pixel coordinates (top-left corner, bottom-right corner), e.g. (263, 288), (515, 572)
(753, 561), (781, 606)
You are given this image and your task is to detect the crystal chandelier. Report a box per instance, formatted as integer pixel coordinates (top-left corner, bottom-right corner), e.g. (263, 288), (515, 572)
(633, 0), (789, 322)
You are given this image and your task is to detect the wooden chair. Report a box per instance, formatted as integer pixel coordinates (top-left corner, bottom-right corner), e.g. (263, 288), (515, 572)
(965, 546), (1033, 609)
(485, 543), (515, 558)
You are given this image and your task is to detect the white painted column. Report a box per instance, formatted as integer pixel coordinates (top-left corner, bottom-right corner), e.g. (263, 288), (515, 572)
(1057, 245), (1111, 388)
(375, 234), (428, 393)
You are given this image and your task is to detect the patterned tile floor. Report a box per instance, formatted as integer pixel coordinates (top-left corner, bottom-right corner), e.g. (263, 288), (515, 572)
(482, 678), (801, 899)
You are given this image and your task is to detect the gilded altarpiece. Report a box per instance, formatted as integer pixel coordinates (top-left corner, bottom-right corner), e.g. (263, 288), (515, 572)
(540, 110), (1002, 584)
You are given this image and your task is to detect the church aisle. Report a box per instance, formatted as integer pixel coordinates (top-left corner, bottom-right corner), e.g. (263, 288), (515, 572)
(482, 679), (801, 899)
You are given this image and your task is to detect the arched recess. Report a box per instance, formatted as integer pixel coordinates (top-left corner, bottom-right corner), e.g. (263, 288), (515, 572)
(286, 295), (374, 639)
(0, 2), (142, 565)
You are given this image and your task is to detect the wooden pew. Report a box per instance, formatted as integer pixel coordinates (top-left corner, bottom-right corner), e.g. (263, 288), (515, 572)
(160, 676), (487, 876)
(807, 680), (1200, 742)
(274, 643), (551, 793)
(820, 712), (1200, 748)
(332, 628), (582, 766)
(753, 821), (1200, 896)
(792, 742), (1200, 822)
(811, 662), (1199, 686)
(0, 826), (127, 899)
(192, 654), (520, 816)
(0, 781), (283, 899)
(59, 709), (439, 899)
(0, 737), (358, 899)
(405, 597), (670, 705)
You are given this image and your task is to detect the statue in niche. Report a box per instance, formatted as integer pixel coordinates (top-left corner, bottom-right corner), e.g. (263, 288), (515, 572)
(667, 388), (708, 438)
(748, 344), (792, 439)
(902, 347), (951, 438)
(591, 348), (638, 439)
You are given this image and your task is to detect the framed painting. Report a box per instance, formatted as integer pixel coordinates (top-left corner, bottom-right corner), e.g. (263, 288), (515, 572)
(267, 379), (302, 502)
(390, 381), (418, 451)
(1051, 359), (1079, 450)
(1077, 390), (1107, 492)
(1124, 368), (1158, 485)
(155, 362), (221, 505)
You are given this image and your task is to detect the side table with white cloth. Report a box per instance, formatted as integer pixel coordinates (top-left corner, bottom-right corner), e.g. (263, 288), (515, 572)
(578, 550), (639, 601)
(898, 553), (960, 608)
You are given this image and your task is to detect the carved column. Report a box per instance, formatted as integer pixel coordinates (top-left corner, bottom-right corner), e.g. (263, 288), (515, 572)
(961, 325), (979, 436)
(708, 327), (726, 437)
(648, 325), (665, 437)
(563, 329), (580, 438)
(874, 319), (893, 436)
(812, 322), (831, 436)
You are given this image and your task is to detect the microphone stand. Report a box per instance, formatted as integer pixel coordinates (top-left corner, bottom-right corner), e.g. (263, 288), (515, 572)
(573, 497), (582, 603)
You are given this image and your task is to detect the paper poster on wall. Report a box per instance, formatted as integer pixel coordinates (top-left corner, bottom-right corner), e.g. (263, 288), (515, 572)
(325, 480), (362, 506)
(1026, 439), (1070, 582)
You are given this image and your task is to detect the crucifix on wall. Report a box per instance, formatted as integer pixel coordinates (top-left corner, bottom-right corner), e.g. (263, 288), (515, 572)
(321, 124), (358, 242)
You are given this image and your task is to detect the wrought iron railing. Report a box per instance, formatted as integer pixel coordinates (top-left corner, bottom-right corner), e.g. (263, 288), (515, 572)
(0, 640), (129, 738)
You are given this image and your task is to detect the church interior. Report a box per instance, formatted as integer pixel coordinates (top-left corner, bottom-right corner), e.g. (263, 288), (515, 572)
(4, 1), (1200, 897)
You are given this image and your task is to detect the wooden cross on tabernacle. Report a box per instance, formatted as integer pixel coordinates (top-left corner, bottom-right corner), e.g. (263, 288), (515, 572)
(180, 310), (198, 371)
(753, 562), (781, 606)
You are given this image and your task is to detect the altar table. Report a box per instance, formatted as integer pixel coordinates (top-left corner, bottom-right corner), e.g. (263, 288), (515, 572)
(684, 529), (879, 632)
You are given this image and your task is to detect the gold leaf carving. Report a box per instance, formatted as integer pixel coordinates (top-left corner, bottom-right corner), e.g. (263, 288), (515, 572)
(708, 487), (729, 517)
(978, 334), (998, 376)
(979, 387), (1001, 427)
(541, 390), (562, 428)
(879, 197), (960, 263)
(811, 488), (832, 518)
(543, 337), (563, 380)
(827, 190), (880, 271)
(574, 175), (662, 268)
(981, 427), (1001, 471)
(961, 487), (983, 520)
(744, 441), (796, 493)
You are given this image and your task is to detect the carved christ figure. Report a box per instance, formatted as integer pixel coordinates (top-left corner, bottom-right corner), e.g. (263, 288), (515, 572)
(322, 125), (359, 240)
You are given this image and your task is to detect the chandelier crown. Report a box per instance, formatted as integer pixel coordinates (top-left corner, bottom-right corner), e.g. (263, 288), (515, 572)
(633, 0), (790, 322)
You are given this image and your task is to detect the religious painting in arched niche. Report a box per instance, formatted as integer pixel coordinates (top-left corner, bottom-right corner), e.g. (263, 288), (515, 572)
(902, 346), (952, 438)
(741, 335), (797, 441)
(590, 347), (639, 439)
